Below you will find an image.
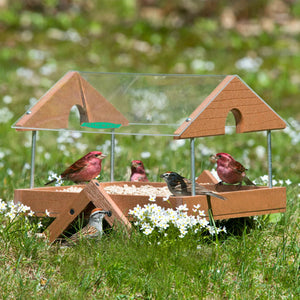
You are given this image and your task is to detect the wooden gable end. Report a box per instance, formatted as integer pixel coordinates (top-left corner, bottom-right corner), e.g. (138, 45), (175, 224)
(174, 75), (286, 139)
(15, 71), (129, 131)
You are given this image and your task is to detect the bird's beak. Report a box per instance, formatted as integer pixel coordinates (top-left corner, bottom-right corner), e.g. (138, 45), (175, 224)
(104, 210), (112, 217)
(132, 162), (138, 168)
(209, 155), (217, 163)
(160, 174), (165, 179)
(99, 154), (107, 159)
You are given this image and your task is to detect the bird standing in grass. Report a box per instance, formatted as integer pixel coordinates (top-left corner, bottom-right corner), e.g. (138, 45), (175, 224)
(45, 151), (107, 185)
(160, 172), (226, 200)
(130, 160), (149, 182)
(214, 152), (255, 186)
(67, 208), (111, 244)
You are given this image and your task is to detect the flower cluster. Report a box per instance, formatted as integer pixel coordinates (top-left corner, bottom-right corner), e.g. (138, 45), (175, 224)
(0, 199), (45, 230)
(128, 197), (226, 239)
(47, 171), (63, 186)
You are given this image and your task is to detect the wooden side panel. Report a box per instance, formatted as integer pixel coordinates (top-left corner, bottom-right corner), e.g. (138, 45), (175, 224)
(175, 76), (286, 139)
(196, 170), (219, 185)
(82, 180), (132, 230)
(14, 187), (83, 217)
(46, 190), (91, 243)
(182, 187), (286, 219)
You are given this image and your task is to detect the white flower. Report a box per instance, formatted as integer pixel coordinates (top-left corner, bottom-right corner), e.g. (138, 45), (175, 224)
(285, 179), (292, 186)
(0, 199), (7, 212)
(45, 209), (50, 217)
(37, 221), (43, 228)
(141, 151), (151, 159)
(149, 195), (156, 202)
(6, 211), (16, 221)
(163, 195), (170, 202)
(28, 210), (35, 217)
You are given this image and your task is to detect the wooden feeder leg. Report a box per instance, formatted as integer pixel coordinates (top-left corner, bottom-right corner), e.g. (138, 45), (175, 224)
(190, 137), (196, 196)
(267, 130), (273, 188)
(30, 130), (37, 188)
(110, 129), (115, 181)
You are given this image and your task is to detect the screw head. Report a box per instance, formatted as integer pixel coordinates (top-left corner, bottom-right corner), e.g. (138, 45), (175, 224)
(186, 118), (191, 122)
(26, 111), (32, 115)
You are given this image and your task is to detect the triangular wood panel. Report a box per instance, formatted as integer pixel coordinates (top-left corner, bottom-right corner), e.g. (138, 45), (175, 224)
(174, 75), (286, 139)
(15, 71), (129, 131)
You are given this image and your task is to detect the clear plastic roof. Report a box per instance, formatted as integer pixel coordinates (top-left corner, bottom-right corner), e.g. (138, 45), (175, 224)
(12, 72), (227, 137)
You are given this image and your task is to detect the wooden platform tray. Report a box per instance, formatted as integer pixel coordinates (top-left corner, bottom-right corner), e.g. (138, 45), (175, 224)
(14, 171), (286, 242)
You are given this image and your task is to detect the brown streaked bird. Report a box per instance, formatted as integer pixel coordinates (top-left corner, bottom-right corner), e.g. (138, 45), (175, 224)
(130, 160), (149, 182)
(45, 151), (107, 185)
(214, 152), (255, 186)
(160, 172), (226, 200)
(66, 208), (111, 244)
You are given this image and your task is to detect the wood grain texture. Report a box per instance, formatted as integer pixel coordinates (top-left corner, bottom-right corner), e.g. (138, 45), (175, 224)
(15, 71), (129, 130)
(174, 75), (286, 138)
(13, 170), (286, 241)
(82, 180), (132, 230)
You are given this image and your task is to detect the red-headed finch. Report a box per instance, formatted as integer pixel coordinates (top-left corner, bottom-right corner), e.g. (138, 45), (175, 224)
(214, 152), (255, 186)
(160, 172), (226, 200)
(45, 151), (107, 185)
(67, 208), (111, 244)
(130, 160), (149, 182)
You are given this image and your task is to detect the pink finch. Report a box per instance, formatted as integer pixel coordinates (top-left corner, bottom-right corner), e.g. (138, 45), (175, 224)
(66, 208), (111, 244)
(160, 172), (226, 200)
(130, 160), (149, 182)
(45, 151), (107, 185)
(214, 152), (255, 186)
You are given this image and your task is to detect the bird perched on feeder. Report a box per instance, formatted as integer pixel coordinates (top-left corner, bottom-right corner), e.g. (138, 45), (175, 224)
(160, 172), (226, 200)
(130, 160), (149, 182)
(45, 151), (107, 185)
(66, 208), (111, 244)
(214, 152), (255, 186)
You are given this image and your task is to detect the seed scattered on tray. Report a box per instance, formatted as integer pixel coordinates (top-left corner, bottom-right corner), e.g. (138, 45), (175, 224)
(104, 184), (171, 197)
(56, 184), (172, 197)
(56, 186), (83, 193)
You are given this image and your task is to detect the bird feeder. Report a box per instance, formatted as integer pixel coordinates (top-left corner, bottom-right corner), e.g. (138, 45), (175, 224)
(12, 71), (287, 242)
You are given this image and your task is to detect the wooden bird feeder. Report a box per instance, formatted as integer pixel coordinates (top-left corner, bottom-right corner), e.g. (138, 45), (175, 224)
(12, 71), (287, 242)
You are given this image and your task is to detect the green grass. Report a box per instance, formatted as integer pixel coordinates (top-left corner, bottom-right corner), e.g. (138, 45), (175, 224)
(0, 1), (300, 298)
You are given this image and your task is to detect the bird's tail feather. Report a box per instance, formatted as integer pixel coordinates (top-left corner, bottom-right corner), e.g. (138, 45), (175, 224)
(45, 179), (55, 186)
(243, 176), (256, 186)
(207, 192), (227, 201)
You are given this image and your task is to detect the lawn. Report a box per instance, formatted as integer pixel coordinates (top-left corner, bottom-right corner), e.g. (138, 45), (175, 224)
(0, 1), (299, 299)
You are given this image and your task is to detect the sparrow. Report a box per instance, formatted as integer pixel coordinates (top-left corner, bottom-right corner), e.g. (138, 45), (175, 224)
(214, 152), (255, 186)
(45, 151), (107, 185)
(67, 208), (111, 244)
(130, 160), (149, 182)
(160, 172), (226, 200)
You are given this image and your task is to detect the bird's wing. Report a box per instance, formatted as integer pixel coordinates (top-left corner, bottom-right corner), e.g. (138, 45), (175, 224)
(69, 224), (99, 243)
(229, 160), (246, 174)
(61, 157), (89, 177)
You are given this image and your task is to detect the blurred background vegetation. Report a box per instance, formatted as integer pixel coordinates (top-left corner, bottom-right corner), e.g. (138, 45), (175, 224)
(0, 0), (299, 195)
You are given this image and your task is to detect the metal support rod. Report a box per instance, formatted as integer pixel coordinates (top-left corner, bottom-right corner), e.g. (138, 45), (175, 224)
(267, 130), (273, 188)
(30, 131), (37, 188)
(110, 129), (115, 182)
(190, 138), (196, 196)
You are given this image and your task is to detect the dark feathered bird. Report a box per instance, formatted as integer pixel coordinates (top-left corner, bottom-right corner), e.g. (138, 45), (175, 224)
(160, 171), (226, 200)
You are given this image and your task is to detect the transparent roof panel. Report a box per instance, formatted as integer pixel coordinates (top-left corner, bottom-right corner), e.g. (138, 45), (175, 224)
(12, 72), (227, 136)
